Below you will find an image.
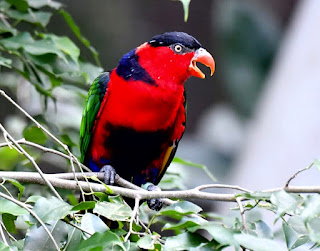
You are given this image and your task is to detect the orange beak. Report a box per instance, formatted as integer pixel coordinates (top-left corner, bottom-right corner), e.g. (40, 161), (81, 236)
(188, 48), (215, 79)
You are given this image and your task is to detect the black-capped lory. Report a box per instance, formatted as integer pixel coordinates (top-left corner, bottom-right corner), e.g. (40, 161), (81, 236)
(80, 32), (215, 210)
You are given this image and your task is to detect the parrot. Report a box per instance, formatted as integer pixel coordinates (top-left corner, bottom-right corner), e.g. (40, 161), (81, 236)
(79, 31), (215, 210)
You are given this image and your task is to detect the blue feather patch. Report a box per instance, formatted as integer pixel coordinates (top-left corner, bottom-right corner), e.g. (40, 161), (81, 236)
(89, 158), (100, 172)
(116, 49), (156, 86)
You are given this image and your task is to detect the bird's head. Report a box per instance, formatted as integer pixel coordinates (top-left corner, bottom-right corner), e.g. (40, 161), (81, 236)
(116, 32), (215, 86)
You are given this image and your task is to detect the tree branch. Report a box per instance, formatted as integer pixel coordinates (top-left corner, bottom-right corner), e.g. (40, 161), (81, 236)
(285, 161), (314, 187)
(1, 171), (320, 203)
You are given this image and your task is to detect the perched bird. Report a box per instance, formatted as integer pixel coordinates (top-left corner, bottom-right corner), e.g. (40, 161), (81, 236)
(80, 31), (215, 210)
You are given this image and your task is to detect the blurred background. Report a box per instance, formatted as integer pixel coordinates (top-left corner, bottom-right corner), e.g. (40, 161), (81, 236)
(2, 0), (320, 210)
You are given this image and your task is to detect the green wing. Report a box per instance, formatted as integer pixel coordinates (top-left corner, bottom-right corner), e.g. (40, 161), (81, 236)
(79, 72), (110, 163)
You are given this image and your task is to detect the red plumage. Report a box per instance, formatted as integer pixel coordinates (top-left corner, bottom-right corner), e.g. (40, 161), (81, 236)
(80, 32), (215, 190)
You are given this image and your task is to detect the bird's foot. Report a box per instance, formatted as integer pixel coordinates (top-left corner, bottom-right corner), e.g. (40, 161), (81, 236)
(100, 165), (116, 185)
(146, 184), (163, 211)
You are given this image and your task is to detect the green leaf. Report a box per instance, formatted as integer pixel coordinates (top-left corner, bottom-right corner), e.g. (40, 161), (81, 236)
(2, 178), (24, 200)
(255, 220), (273, 239)
(0, 55), (12, 68)
(34, 83), (54, 98)
(0, 242), (10, 251)
(59, 10), (101, 66)
(307, 217), (320, 244)
(188, 222), (240, 247)
(27, 0), (62, 9)
(78, 60), (103, 84)
(137, 235), (156, 250)
(173, 157), (217, 181)
(300, 195), (320, 221)
(270, 190), (302, 217)
(24, 220), (68, 251)
(10, 239), (24, 250)
(67, 193), (78, 206)
(60, 134), (77, 148)
(89, 176), (113, 194)
(23, 125), (48, 145)
(71, 201), (96, 211)
(181, 0), (191, 22)
(32, 197), (72, 223)
(313, 159), (320, 171)
(93, 201), (132, 221)
(0, 32), (68, 63)
(159, 172), (186, 190)
(287, 215), (307, 234)
(92, 192), (109, 202)
(0, 21), (17, 35)
(41, 34), (80, 64)
(165, 232), (208, 250)
(2, 213), (17, 233)
(25, 195), (42, 203)
(0, 1), (10, 8)
(234, 234), (286, 251)
(162, 216), (206, 231)
(241, 192), (271, 200)
(80, 213), (109, 235)
(0, 32), (33, 49)
(160, 201), (202, 219)
(25, 38), (66, 59)
(65, 227), (83, 251)
(6, 9), (51, 27)
(283, 221), (309, 250)
(172, 0), (191, 22)
(76, 231), (125, 251)
(0, 198), (29, 216)
(0, 147), (20, 170)
(5, 0), (28, 12)
(108, 194), (124, 204)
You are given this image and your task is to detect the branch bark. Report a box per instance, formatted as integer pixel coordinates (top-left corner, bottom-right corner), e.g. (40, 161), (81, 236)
(0, 171), (319, 202)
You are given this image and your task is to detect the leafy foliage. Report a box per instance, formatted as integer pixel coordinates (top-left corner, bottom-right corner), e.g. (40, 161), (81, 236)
(1, 1), (320, 250)
(0, 0), (102, 105)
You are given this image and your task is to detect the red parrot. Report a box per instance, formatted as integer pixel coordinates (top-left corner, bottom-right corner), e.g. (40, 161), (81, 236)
(80, 32), (215, 210)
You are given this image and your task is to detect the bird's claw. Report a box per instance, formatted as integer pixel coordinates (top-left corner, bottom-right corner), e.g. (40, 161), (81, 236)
(100, 165), (116, 185)
(147, 184), (163, 211)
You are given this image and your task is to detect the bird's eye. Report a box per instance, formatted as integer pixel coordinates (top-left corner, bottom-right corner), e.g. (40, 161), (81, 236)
(174, 44), (183, 53)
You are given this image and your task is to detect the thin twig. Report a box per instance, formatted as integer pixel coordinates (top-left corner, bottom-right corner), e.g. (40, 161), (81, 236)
(63, 227), (76, 251)
(0, 13), (10, 27)
(0, 90), (69, 154)
(0, 221), (17, 242)
(125, 196), (141, 242)
(236, 197), (249, 233)
(61, 218), (92, 236)
(139, 219), (153, 235)
(0, 219), (9, 247)
(0, 124), (62, 200)
(0, 191), (60, 251)
(0, 180), (14, 199)
(285, 161), (314, 187)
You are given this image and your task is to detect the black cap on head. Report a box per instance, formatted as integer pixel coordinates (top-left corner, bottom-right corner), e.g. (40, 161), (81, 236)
(148, 32), (201, 50)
